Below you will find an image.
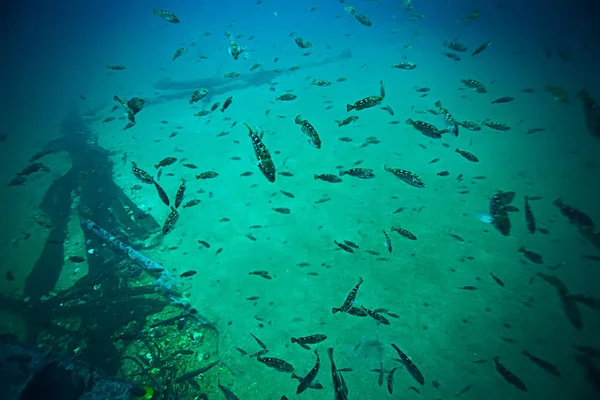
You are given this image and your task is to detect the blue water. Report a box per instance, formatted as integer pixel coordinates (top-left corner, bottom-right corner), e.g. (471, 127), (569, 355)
(2, 1), (600, 399)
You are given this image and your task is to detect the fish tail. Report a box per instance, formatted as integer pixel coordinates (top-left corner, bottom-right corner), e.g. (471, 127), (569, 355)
(346, 104), (354, 112)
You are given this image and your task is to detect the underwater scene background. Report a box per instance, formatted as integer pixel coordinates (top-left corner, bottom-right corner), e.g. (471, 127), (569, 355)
(1, 0), (600, 399)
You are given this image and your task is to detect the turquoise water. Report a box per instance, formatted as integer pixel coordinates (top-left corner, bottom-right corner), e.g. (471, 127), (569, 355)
(1, 0), (600, 399)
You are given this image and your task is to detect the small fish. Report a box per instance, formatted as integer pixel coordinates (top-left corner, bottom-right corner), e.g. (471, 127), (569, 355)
(276, 93), (297, 101)
(362, 306), (390, 325)
(272, 207), (291, 214)
(162, 207), (179, 235)
(296, 350), (321, 394)
(484, 121), (511, 131)
(443, 52), (461, 61)
(525, 128), (546, 134)
(250, 62), (262, 71)
(434, 100), (459, 136)
(257, 354), (294, 372)
(334, 240), (354, 253)
(518, 246), (544, 264)
(448, 232), (464, 241)
(153, 181), (170, 206)
(218, 380), (240, 400)
(380, 80), (386, 98)
(174, 179), (186, 208)
(382, 230), (392, 253)
(250, 333), (268, 350)
(522, 350), (561, 376)
(490, 272), (505, 287)
(249, 270), (272, 280)
(295, 115), (322, 148)
(154, 157), (177, 169)
(491, 96), (515, 104)
(444, 41), (468, 52)
(461, 79), (487, 93)
(405, 118), (442, 138)
(180, 270), (197, 278)
(172, 47), (187, 61)
(390, 343), (424, 385)
(153, 8), (180, 23)
(131, 162), (154, 184)
(339, 168), (375, 179)
(493, 356), (527, 392)
(392, 61), (417, 70)
(337, 116), (358, 127)
(182, 199), (201, 208)
(291, 334), (327, 350)
(391, 226), (417, 240)
(102, 116), (115, 123)
(472, 40), (491, 56)
(354, 13), (372, 27)
(189, 88), (209, 104)
(245, 123), (276, 183)
(524, 196), (536, 234)
(381, 105), (394, 115)
(183, 163), (198, 169)
(221, 96), (233, 112)
(460, 286), (478, 290)
(346, 95), (383, 111)
(455, 148), (479, 162)
(196, 171), (219, 179)
(327, 347), (348, 400)
(332, 277), (364, 314)
(314, 174), (342, 183)
(387, 367), (397, 394)
(107, 64), (126, 70)
(384, 165), (424, 188)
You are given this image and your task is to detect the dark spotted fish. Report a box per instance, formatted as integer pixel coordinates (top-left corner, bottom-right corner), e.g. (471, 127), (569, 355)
(493, 356), (527, 392)
(218, 380), (240, 400)
(391, 226), (417, 240)
(382, 230), (392, 253)
(524, 196), (536, 234)
(174, 179), (186, 208)
(472, 40), (491, 56)
(314, 174), (342, 183)
(371, 363), (386, 386)
(553, 198), (595, 229)
(153, 8), (180, 23)
(384, 165), (424, 187)
(387, 367), (397, 394)
(153, 180), (170, 206)
(295, 115), (321, 148)
(455, 148), (479, 162)
(518, 246), (543, 264)
(405, 118), (442, 138)
(491, 96), (515, 104)
(245, 123), (276, 182)
(257, 354), (294, 372)
(161, 207), (179, 235)
(522, 350), (561, 376)
(332, 277), (364, 314)
(291, 334), (327, 350)
(490, 191), (513, 236)
(362, 306), (390, 325)
(434, 100), (459, 136)
(339, 168), (375, 179)
(390, 343), (424, 385)
(334, 240), (354, 253)
(131, 161), (153, 184)
(346, 95), (383, 111)
(154, 157), (177, 169)
(327, 347), (348, 400)
(296, 350), (320, 394)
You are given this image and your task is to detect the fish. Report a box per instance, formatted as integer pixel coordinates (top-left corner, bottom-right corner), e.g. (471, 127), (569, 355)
(223, 72), (240, 79)
(221, 96), (233, 112)
(382, 230), (392, 253)
(573, 345), (600, 359)
(131, 162), (154, 184)
(354, 13), (372, 26)
(346, 95), (383, 111)
(489, 191), (513, 236)
(295, 115), (321, 148)
(392, 62), (417, 69)
(491, 96), (515, 104)
(218, 380), (240, 400)
(257, 354), (294, 372)
(153, 8), (180, 23)
(172, 47), (187, 61)
(443, 52), (461, 61)
(460, 121), (481, 131)
(296, 350), (320, 394)
(391, 226), (417, 240)
(493, 356), (527, 392)
(114, 95), (145, 124)
(189, 89), (209, 105)
(434, 100), (459, 136)
(518, 246), (544, 264)
(107, 64), (126, 70)
(250, 333), (268, 350)
(154, 157), (177, 169)
(272, 207), (291, 214)
(524, 196), (536, 233)
(380, 80), (386, 98)
(339, 168), (375, 179)
(461, 79), (487, 93)
(291, 334), (327, 350)
(526, 128), (546, 134)
(381, 105), (394, 115)
(294, 37), (314, 49)
(180, 270), (197, 278)
(332, 277), (364, 314)
(314, 174), (342, 183)
(405, 118), (442, 138)
(327, 347), (348, 400)
(522, 350), (561, 376)
(490, 272), (505, 287)
(174, 179), (186, 208)
(162, 207), (179, 235)
(153, 181), (170, 206)
(578, 90), (600, 138)
(312, 79), (331, 87)
(196, 171), (218, 179)
(455, 148), (479, 162)
(362, 306), (390, 325)
(484, 121), (511, 131)
(390, 343), (424, 385)
(334, 240), (354, 253)
(568, 293), (600, 310)
(472, 40), (491, 56)
(552, 198), (595, 229)
(560, 292), (583, 330)
(337, 116), (358, 127)
(444, 41), (467, 52)
(228, 38), (246, 60)
(387, 367), (397, 394)
(245, 123), (276, 183)
(384, 165), (425, 188)
(276, 93), (297, 101)
(371, 363), (386, 386)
